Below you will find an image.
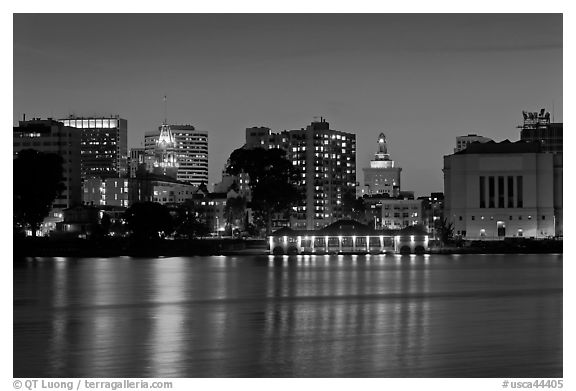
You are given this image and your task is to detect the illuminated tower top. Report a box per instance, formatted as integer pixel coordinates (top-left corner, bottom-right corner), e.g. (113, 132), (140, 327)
(152, 96), (178, 177)
(371, 132), (395, 168)
(157, 124), (176, 148)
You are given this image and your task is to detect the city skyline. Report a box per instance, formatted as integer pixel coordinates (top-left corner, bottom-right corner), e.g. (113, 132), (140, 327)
(13, 13), (562, 195)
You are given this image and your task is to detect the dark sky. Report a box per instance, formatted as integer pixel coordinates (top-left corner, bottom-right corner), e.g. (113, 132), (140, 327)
(13, 14), (562, 195)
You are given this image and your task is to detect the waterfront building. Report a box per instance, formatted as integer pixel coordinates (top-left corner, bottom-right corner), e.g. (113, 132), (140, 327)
(60, 115), (128, 180)
(362, 133), (402, 196)
(244, 118), (356, 230)
(268, 220), (429, 255)
(454, 134), (493, 153)
(443, 140), (562, 239)
(145, 124), (208, 185)
(519, 108), (562, 153)
(13, 118), (82, 234)
(54, 205), (100, 238)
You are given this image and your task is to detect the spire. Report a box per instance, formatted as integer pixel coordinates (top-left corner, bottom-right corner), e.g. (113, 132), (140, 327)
(163, 95), (168, 125)
(157, 95), (175, 148)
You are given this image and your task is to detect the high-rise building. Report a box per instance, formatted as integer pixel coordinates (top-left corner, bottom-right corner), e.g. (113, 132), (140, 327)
(519, 109), (562, 153)
(245, 118), (356, 230)
(59, 115), (128, 180)
(13, 118), (82, 234)
(454, 134), (493, 153)
(128, 148), (146, 178)
(362, 133), (402, 196)
(443, 140), (562, 239)
(145, 124), (208, 185)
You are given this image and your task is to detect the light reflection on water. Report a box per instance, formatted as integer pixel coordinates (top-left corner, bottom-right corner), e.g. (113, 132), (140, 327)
(14, 254), (562, 378)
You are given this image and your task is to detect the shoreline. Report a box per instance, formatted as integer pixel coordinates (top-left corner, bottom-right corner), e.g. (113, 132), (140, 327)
(13, 236), (562, 259)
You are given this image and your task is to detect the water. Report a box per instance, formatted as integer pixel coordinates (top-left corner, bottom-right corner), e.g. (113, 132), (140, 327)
(13, 254), (562, 378)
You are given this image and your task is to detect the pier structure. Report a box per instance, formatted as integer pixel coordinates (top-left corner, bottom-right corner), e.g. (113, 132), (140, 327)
(268, 220), (429, 255)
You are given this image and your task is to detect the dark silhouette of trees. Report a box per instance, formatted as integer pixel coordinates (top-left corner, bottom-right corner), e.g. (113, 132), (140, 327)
(341, 190), (367, 222)
(438, 217), (454, 245)
(224, 196), (246, 234)
(225, 147), (302, 235)
(13, 149), (65, 237)
(173, 203), (210, 239)
(124, 202), (174, 240)
(100, 213), (111, 236)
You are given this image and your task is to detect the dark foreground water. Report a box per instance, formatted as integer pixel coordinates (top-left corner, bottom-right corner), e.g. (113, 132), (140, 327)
(14, 254), (562, 378)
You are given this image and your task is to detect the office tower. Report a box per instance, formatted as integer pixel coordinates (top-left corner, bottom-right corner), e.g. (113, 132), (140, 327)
(519, 109), (563, 153)
(443, 140), (562, 239)
(145, 124), (208, 185)
(454, 134), (493, 153)
(13, 118), (82, 233)
(245, 118), (356, 230)
(59, 115), (128, 179)
(128, 148), (145, 178)
(362, 133), (402, 196)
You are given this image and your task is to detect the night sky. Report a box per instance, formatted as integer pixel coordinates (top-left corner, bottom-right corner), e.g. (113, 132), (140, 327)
(13, 14), (562, 195)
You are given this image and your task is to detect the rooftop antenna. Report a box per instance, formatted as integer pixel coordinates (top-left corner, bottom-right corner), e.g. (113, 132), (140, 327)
(552, 100), (555, 123)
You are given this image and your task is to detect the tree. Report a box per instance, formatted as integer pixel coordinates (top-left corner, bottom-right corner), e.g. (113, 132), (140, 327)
(224, 196), (246, 234)
(438, 217), (454, 245)
(173, 203), (210, 239)
(225, 147), (302, 235)
(100, 213), (111, 236)
(124, 202), (174, 240)
(13, 149), (65, 237)
(341, 190), (367, 222)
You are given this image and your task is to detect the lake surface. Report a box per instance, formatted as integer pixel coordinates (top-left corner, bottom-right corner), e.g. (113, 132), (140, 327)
(13, 253), (562, 378)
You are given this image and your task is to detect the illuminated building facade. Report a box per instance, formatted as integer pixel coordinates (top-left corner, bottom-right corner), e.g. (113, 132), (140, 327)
(380, 198), (423, 230)
(443, 140), (562, 239)
(83, 177), (130, 207)
(362, 133), (402, 196)
(144, 124), (208, 185)
(60, 115), (128, 180)
(128, 174), (196, 205)
(245, 118), (356, 230)
(13, 118), (82, 234)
